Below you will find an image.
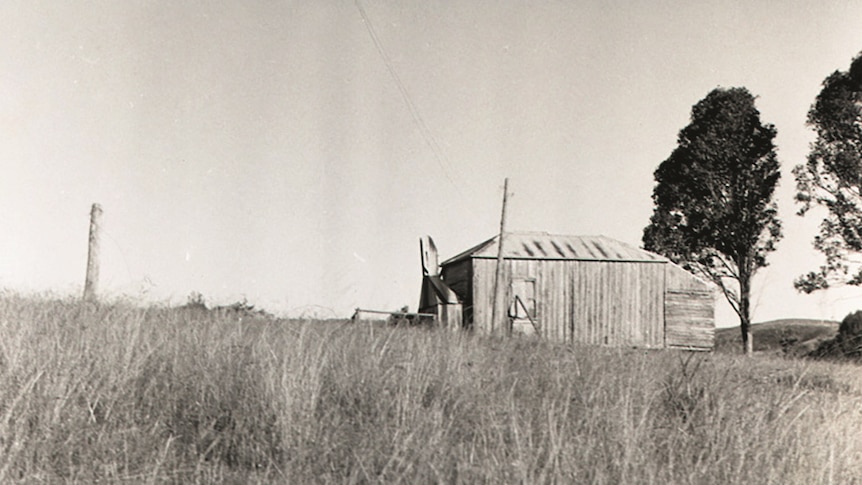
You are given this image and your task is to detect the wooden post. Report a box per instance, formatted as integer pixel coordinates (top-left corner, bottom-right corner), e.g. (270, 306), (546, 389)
(83, 203), (102, 302)
(490, 178), (509, 336)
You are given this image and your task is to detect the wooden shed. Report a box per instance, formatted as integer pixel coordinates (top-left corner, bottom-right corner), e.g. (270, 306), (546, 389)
(439, 232), (715, 350)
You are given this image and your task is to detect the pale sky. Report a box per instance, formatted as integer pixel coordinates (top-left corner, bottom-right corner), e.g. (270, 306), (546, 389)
(3, 1), (862, 324)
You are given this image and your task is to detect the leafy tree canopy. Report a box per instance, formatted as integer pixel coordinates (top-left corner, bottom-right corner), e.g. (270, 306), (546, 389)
(644, 87), (781, 352)
(794, 51), (862, 293)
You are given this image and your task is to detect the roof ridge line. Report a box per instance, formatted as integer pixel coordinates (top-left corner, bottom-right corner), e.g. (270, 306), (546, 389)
(441, 233), (666, 265)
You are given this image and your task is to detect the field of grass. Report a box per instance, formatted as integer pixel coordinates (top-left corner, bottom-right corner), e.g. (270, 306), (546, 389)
(1, 293), (861, 483)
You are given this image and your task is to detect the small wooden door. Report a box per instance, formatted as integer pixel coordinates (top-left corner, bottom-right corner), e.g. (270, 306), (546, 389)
(509, 278), (539, 336)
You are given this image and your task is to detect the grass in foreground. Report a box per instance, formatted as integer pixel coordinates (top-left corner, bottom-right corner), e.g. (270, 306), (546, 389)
(1, 293), (861, 483)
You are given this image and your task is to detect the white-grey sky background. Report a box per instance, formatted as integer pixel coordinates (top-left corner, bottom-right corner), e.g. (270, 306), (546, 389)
(3, 1), (862, 324)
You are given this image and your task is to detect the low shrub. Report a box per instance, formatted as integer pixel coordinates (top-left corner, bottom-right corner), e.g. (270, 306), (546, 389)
(810, 310), (862, 360)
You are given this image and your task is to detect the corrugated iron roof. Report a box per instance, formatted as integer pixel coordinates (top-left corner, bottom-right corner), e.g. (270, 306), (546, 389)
(441, 232), (667, 265)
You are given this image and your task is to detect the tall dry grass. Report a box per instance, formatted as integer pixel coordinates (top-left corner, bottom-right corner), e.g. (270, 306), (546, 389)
(1, 292), (861, 483)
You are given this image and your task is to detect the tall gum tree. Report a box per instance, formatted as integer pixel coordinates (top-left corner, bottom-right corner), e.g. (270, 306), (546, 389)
(794, 51), (862, 293)
(643, 87), (782, 355)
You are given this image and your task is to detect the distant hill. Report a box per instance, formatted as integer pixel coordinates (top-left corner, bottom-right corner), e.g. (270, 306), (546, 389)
(715, 318), (838, 354)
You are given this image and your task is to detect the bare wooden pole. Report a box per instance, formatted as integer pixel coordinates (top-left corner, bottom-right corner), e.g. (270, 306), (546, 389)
(83, 203), (102, 302)
(490, 178), (509, 336)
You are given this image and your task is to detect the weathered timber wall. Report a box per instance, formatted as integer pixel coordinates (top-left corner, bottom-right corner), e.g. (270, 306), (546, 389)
(471, 259), (666, 347)
(664, 263), (714, 349)
(664, 290), (714, 349)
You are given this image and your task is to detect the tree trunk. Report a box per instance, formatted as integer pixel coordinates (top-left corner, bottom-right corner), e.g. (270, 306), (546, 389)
(739, 268), (754, 355)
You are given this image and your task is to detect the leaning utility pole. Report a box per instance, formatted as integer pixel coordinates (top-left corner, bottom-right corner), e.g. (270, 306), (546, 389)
(83, 203), (102, 302)
(490, 178), (509, 336)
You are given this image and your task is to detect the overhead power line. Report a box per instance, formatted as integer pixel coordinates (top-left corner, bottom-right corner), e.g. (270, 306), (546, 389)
(354, 0), (460, 192)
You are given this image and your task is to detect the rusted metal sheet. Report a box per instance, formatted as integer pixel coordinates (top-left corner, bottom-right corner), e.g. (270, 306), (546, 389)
(442, 232), (666, 264)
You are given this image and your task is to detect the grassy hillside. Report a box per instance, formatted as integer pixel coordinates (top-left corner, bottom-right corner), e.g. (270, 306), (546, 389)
(1, 294), (861, 483)
(715, 318), (839, 354)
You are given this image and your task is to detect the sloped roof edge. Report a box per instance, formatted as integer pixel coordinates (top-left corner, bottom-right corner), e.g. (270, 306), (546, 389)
(441, 232), (667, 265)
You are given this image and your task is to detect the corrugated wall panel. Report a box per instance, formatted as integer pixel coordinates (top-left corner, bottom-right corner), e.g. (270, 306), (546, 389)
(577, 262), (600, 345)
(537, 260), (552, 339)
(515, 260), (541, 335)
(472, 259), (492, 334)
(569, 261), (665, 348)
(471, 259), (523, 335)
(471, 258), (667, 348)
(586, 263), (598, 344)
(558, 261), (571, 342)
(644, 263), (665, 347)
(570, 262), (581, 343)
(536, 259), (570, 342)
(605, 264), (614, 344)
(624, 265), (634, 344)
